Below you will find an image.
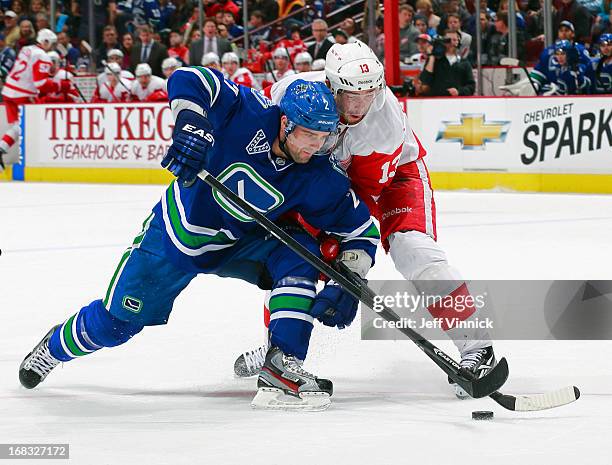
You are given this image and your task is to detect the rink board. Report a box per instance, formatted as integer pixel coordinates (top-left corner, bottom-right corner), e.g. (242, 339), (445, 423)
(8, 96), (612, 193)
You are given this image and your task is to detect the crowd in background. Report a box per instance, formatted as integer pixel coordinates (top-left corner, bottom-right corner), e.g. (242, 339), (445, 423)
(0, 0), (609, 100)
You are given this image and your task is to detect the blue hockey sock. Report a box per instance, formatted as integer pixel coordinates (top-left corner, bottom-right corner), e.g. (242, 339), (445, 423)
(48, 299), (144, 362)
(267, 277), (315, 360)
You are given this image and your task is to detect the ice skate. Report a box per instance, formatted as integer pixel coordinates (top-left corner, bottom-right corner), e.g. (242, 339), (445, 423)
(19, 325), (61, 389)
(234, 341), (269, 378)
(251, 346), (333, 411)
(451, 346), (497, 399)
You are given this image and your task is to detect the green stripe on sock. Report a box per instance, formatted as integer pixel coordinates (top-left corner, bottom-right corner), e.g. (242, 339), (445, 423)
(269, 295), (313, 313)
(63, 315), (87, 357)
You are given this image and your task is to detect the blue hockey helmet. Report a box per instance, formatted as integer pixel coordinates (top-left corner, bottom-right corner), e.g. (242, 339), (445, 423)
(554, 39), (572, 54)
(279, 79), (339, 134)
(599, 33), (612, 45)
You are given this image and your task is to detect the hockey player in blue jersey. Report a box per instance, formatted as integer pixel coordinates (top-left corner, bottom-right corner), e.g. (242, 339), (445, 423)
(591, 34), (612, 94)
(530, 39), (593, 95)
(18, 69), (380, 411)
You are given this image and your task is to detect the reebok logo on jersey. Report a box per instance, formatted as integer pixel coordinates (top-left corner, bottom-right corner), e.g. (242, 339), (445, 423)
(182, 124), (214, 144)
(381, 206), (413, 221)
(246, 129), (271, 155)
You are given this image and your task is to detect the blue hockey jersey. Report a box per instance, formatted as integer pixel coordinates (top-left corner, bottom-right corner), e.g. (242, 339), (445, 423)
(152, 66), (379, 273)
(530, 43), (592, 94)
(591, 57), (612, 94)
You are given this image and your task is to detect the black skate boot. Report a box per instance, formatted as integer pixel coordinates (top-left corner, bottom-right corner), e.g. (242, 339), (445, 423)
(251, 346), (333, 411)
(234, 341), (269, 378)
(450, 345), (497, 399)
(19, 325), (61, 389)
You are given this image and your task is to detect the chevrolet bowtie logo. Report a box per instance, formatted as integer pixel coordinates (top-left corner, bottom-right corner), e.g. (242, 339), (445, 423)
(436, 114), (510, 150)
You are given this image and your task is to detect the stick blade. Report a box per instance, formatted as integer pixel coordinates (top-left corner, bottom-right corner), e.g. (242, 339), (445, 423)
(492, 386), (580, 411)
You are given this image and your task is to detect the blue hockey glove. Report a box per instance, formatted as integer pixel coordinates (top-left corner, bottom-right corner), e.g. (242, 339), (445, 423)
(161, 109), (214, 184)
(310, 280), (359, 329)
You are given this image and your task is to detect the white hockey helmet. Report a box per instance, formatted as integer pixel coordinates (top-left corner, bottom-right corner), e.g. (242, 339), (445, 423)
(202, 52), (220, 66)
(221, 52), (239, 64)
(47, 51), (61, 64)
(135, 63), (152, 77)
(37, 28), (57, 46)
(105, 62), (122, 75)
(107, 48), (124, 59)
(324, 41), (385, 94)
(294, 52), (312, 65)
(312, 58), (326, 71)
(162, 57), (181, 71)
(272, 47), (290, 59)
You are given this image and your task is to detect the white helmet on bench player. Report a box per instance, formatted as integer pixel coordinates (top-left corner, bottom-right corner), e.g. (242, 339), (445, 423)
(324, 41), (385, 124)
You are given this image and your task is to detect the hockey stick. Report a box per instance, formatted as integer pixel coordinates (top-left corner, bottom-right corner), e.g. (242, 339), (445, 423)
(101, 60), (133, 94)
(196, 169), (509, 400)
(333, 261), (580, 411)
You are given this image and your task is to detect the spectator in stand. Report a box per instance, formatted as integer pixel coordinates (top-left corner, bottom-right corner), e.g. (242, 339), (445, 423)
(4, 10), (19, 48)
(247, 10), (270, 46)
(96, 25), (119, 69)
(15, 19), (35, 52)
(201, 51), (221, 70)
(416, 0), (441, 32)
(294, 51), (312, 72)
(56, 32), (81, 66)
(410, 33), (433, 68)
(161, 56), (181, 80)
(131, 63), (168, 101)
(28, 0), (47, 20)
(189, 19), (232, 68)
(221, 51), (260, 88)
(121, 32), (134, 69)
(168, 30), (189, 64)
(278, 0), (305, 26)
(276, 24), (307, 61)
(0, 33), (16, 81)
(414, 15), (432, 36)
(400, 5), (420, 60)
(223, 10), (243, 39)
(250, 0), (279, 23)
(497, 0), (527, 29)
(97, 48), (134, 85)
(446, 13), (472, 59)
(554, 0), (593, 43)
(92, 62), (131, 102)
(308, 19), (333, 61)
(487, 12), (526, 64)
(74, 0), (117, 48)
(470, 11), (497, 65)
(131, 24), (169, 78)
(217, 23), (233, 44)
(34, 13), (50, 32)
(11, 0), (26, 18)
(591, 33), (611, 93)
(419, 29), (476, 96)
(158, 0), (178, 31)
(340, 17), (358, 42)
(208, 0), (240, 20)
(333, 29), (349, 44)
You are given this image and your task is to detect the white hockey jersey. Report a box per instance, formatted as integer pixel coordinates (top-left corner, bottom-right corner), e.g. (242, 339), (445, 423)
(265, 68), (296, 83)
(130, 75), (166, 101)
(268, 71), (425, 197)
(94, 79), (131, 102)
(2, 44), (54, 99)
(97, 69), (135, 87)
(227, 67), (261, 90)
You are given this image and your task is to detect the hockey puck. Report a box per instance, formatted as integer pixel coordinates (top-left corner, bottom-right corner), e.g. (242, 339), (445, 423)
(472, 411), (494, 421)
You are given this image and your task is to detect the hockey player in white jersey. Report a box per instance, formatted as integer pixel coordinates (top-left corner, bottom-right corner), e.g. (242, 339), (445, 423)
(130, 63), (167, 102)
(96, 49), (134, 87)
(264, 47), (296, 85)
(0, 29), (69, 169)
(235, 41), (497, 398)
(37, 51), (80, 103)
(221, 52), (261, 89)
(91, 62), (131, 103)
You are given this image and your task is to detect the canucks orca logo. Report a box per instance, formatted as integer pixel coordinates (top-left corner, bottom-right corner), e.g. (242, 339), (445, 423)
(246, 129), (271, 155)
(213, 162), (284, 222)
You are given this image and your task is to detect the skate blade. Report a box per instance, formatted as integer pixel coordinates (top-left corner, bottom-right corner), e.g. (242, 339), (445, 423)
(250, 387), (331, 412)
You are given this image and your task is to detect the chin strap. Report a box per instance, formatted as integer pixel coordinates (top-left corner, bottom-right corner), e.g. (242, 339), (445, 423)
(278, 119), (297, 162)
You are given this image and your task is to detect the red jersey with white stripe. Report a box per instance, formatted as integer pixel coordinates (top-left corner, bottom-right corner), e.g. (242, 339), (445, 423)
(2, 45), (55, 99)
(130, 75), (167, 102)
(38, 69), (80, 103)
(268, 70), (427, 200)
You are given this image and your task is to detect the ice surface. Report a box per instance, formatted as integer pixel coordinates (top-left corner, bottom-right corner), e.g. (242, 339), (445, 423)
(1, 183), (610, 465)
